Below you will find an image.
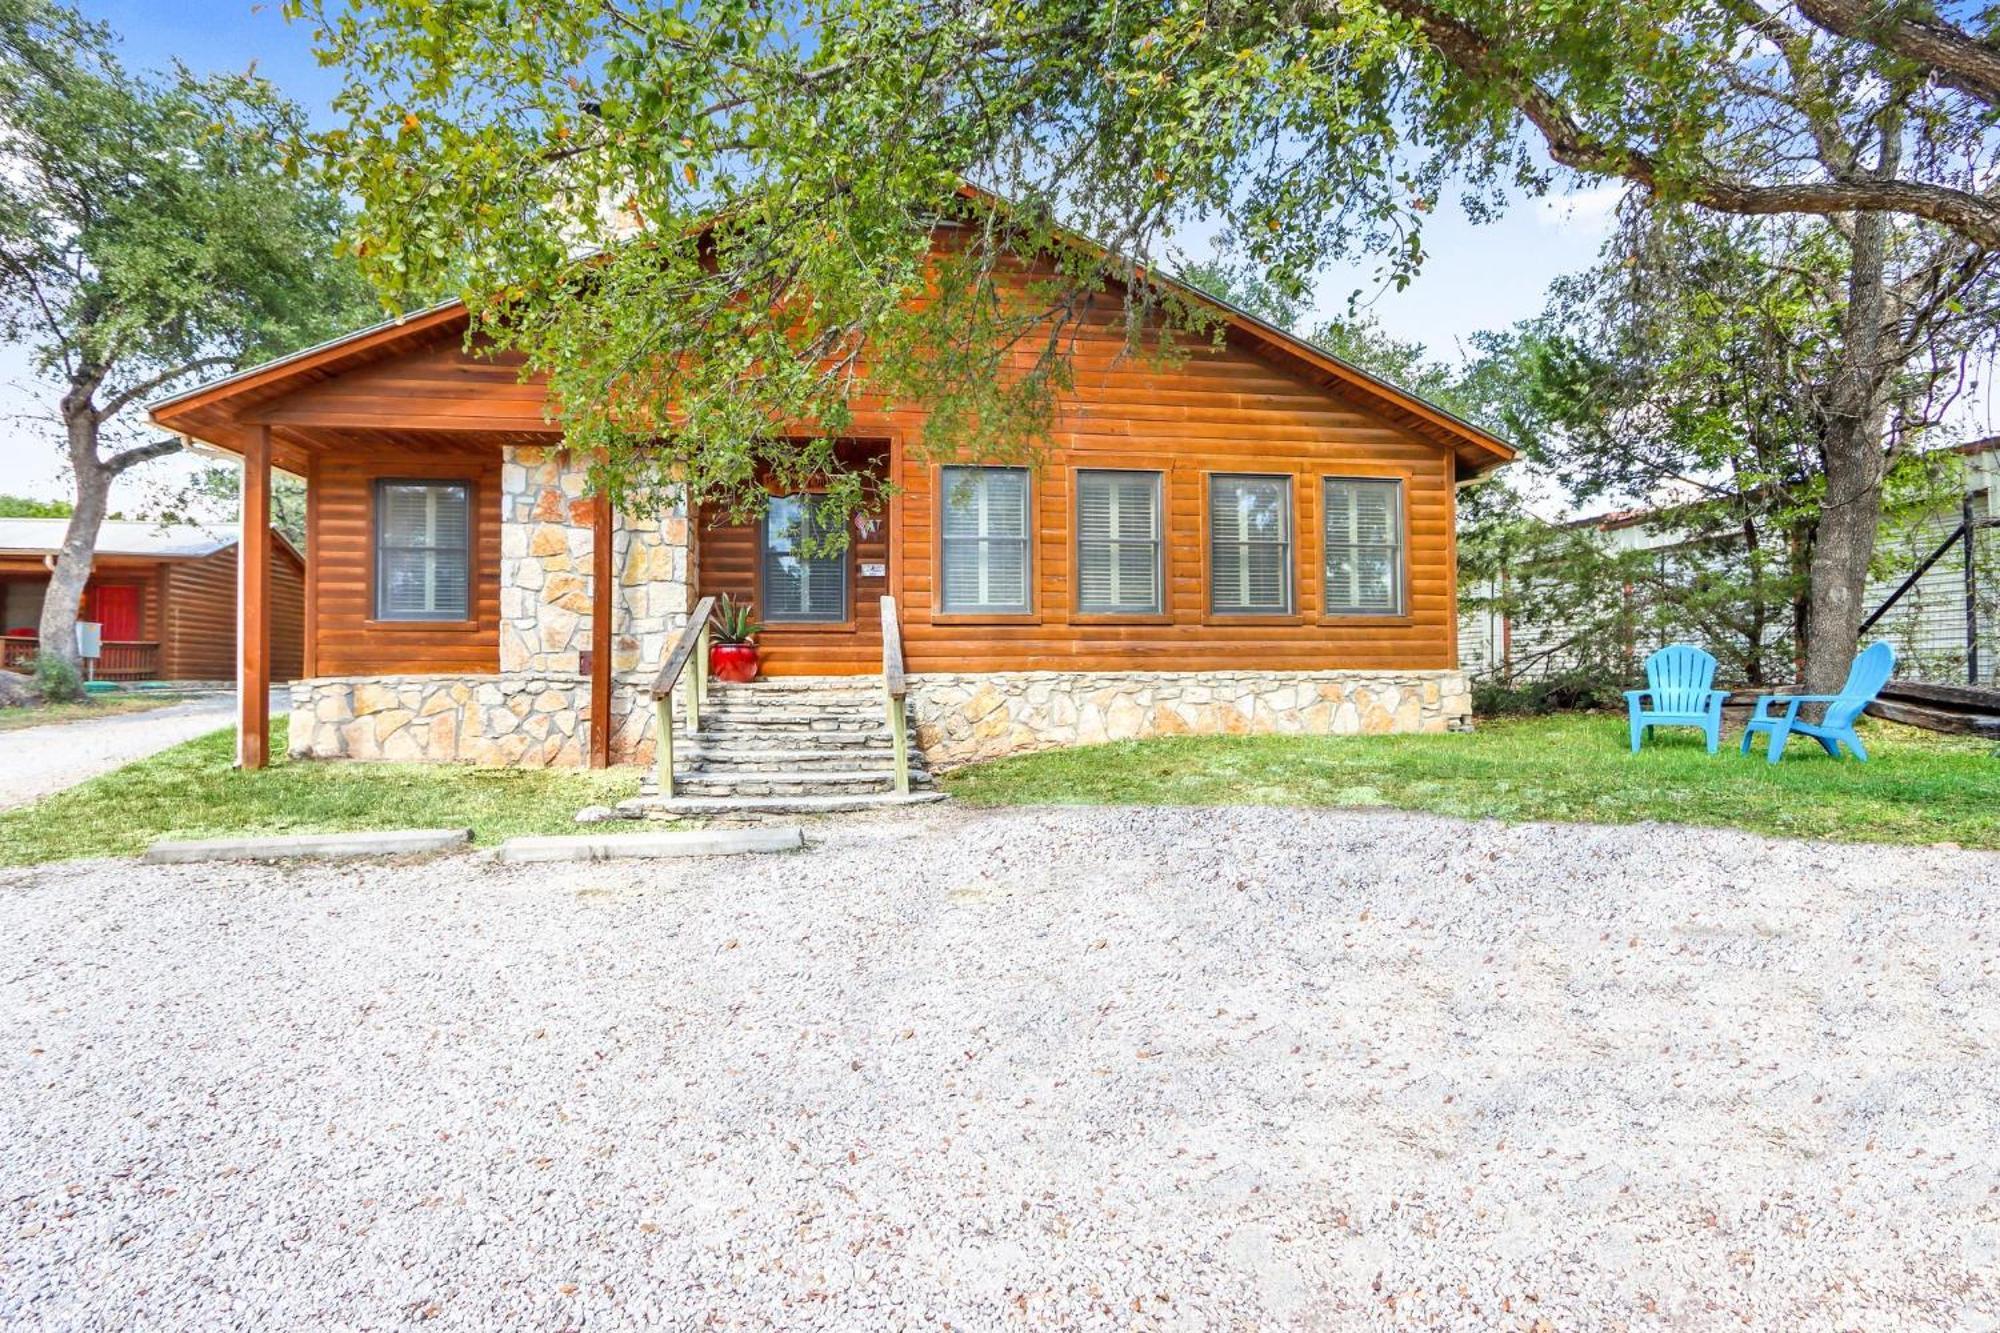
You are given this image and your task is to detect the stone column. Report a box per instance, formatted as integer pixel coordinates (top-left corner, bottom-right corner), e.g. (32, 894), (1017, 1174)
(499, 444), (596, 673)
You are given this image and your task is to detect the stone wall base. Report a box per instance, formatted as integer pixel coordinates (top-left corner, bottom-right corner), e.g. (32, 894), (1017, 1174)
(292, 667), (1472, 771)
(907, 669), (1471, 769)
(290, 673), (660, 767)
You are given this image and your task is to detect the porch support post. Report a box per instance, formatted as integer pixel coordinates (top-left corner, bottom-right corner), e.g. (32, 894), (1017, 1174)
(237, 424), (272, 770)
(588, 475), (614, 768)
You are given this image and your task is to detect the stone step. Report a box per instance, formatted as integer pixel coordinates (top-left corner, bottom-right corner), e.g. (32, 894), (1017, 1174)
(689, 716), (890, 734)
(684, 747), (926, 774)
(700, 700), (896, 720)
(683, 729), (898, 751)
(645, 769), (917, 797)
(618, 791), (948, 819)
(704, 690), (885, 709)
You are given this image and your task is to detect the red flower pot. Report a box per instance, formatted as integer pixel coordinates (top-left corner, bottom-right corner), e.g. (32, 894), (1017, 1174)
(709, 641), (759, 683)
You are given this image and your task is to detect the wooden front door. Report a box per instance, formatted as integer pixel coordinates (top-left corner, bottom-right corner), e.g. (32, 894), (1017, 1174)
(86, 584), (143, 640)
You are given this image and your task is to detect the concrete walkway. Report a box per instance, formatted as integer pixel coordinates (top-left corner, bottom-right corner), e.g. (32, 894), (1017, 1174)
(0, 689), (284, 811)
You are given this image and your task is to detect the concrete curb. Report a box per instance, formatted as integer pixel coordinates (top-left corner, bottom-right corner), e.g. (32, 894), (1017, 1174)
(142, 828), (473, 864)
(495, 826), (806, 863)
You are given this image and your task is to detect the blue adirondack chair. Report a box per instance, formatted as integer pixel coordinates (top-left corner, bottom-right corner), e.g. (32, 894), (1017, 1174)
(1740, 640), (1897, 764)
(1626, 643), (1729, 754)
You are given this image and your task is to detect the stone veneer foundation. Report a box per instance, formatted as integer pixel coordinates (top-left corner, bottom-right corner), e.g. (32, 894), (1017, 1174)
(289, 672), (661, 767)
(906, 669), (1472, 769)
(291, 667), (1469, 769)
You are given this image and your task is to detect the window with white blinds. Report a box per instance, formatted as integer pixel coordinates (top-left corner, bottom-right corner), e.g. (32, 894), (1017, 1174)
(1075, 469), (1162, 615)
(939, 466), (1031, 614)
(1208, 474), (1292, 615)
(374, 480), (471, 620)
(762, 494), (848, 622)
(1322, 477), (1404, 615)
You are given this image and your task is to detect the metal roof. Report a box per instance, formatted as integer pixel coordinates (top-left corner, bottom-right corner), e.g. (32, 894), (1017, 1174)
(0, 517), (239, 559)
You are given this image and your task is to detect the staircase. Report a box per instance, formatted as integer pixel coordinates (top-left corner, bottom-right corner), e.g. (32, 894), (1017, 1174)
(617, 678), (946, 819)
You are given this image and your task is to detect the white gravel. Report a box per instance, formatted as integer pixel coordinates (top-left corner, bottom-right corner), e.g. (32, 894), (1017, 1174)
(2, 805), (1997, 1330)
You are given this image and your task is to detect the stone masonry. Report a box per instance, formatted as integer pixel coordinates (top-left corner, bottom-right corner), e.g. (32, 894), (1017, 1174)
(907, 669), (1472, 769)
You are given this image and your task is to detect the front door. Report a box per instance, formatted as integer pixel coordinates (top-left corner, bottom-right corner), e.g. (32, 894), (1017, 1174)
(85, 584), (142, 641)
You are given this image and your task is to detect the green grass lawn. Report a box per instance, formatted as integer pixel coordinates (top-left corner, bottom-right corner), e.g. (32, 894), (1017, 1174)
(942, 712), (2000, 849)
(0, 691), (201, 732)
(0, 718), (644, 865)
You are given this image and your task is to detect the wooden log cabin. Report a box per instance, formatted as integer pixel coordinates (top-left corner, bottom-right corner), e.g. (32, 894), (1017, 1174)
(0, 518), (303, 684)
(148, 243), (1513, 792)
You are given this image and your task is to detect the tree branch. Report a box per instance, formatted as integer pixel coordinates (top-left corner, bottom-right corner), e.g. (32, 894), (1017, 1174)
(1372, 0), (2000, 249)
(101, 436), (183, 476)
(1794, 0), (2000, 108)
(94, 354), (238, 420)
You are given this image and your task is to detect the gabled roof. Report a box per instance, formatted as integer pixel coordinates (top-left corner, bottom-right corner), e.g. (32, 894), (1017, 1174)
(945, 183), (1515, 475)
(0, 517), (302, 563)
(151, 196), (1517, 478)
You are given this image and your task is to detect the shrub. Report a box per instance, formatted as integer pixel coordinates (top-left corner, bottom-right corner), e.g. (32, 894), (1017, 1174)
(1473, 668), (1627, 717)
(31, 653), (84, 703)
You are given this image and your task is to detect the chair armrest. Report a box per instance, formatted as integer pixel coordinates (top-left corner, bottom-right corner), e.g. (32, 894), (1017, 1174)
(1623, 690), (1651, 706)
(1762, 694), (1826, 722)
(1746, 693), (1806, 721)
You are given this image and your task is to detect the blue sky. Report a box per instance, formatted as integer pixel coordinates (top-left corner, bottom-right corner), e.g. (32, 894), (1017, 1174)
(0, 1), (1622, 511)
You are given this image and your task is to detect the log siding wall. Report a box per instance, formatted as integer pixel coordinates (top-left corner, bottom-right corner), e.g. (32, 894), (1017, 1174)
(260, 289), (1467, 682)
(158, 543), (306, 682)
(306, 446), (504, 676)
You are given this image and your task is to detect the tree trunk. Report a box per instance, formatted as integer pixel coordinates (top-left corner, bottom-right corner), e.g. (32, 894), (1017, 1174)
(1801, 204), (1895, 694)
(35, 401), (109, 675)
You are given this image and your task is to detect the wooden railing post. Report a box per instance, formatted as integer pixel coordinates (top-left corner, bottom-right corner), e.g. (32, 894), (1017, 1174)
(887, 693), (910, 795)
(648, 594), (717, 802)
(654, 694), (674, 798)
(880, 595), (909, 795)
(687, 619), (708, 734)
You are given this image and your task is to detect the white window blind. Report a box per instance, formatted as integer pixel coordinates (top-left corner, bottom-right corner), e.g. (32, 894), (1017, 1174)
(762, 494), (848, 622)
(939, 466), (1030, 614)
(1323, 477), (1403, 615)
(1209, 475), (1291, 614)
(375, 480), (470, 620)
(1076, 470), (1162, 614)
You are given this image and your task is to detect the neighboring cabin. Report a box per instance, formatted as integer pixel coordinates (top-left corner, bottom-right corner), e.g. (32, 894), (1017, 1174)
(1459, 442), (1999, 688)
(149, 243), (1514, 770)
(0, 519), (304, 683)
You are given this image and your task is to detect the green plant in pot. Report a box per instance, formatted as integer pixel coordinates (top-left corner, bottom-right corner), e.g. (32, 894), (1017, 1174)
(708, 593), (763, 683)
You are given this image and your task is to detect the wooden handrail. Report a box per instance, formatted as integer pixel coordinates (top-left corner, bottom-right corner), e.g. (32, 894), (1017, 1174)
(650, 595), (717, 799)
(652, 595), (718, 699)
(881, 595), (910, 794)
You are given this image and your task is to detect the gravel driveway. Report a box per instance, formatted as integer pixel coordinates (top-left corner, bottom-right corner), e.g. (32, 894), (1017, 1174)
(0, 689), (285, 810)
(2, 806), (1996, 1329)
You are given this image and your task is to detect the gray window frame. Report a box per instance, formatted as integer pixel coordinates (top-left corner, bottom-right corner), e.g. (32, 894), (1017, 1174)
(1207, 473), (1294, 616)
(1321, 476), (1406, 617)
(938, 465), (1033, 616)
(373, 478), (472, 622)
(760, 493), (850, 624)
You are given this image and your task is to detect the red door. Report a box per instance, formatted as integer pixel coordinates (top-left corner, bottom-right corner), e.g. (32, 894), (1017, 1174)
(86, 584), (142, 641)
